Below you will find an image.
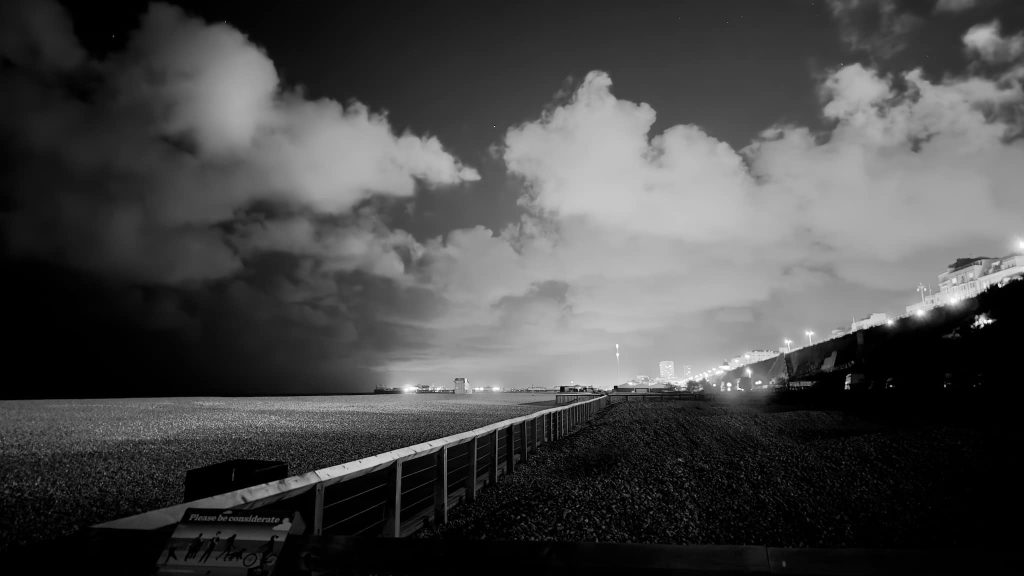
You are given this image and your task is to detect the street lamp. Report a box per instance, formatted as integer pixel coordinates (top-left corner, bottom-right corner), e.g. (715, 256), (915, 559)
(805, 330), (815, 346)
(783, 338), (793, 353)
(916, 283), (929, 303)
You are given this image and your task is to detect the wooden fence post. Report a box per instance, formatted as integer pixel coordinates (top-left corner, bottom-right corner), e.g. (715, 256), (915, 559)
(506, 426), (515, 475)
(434, 446), (448, 526)
(465, 437), (478, 502)
(383, 460), (403, 537)
(313, 482), (324, 536)
(519, 421), (529, 462)
(489, 429), (499, 483)
(532, 417), (538, 452)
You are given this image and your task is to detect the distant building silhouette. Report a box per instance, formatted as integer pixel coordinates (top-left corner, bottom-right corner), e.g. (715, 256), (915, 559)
(658, 361), (674, 379)
(851, 313), (890, 332)
(907, 250), (1024, 315)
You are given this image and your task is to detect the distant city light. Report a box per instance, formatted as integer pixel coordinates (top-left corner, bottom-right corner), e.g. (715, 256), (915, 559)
(973, 314), (995, 329)
(915, 309), (926, 318)
(403, 386), (416, 393)
(491, 386), (500, 392)
(886, 319), (895, 326)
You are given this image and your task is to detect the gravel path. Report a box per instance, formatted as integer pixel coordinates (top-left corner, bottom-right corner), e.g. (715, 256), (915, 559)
(0, 395), (552, 552)
(420, 400), (998, 547)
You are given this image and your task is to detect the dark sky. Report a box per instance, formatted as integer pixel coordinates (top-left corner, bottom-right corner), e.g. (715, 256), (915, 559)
(1, 0), (1023, 397)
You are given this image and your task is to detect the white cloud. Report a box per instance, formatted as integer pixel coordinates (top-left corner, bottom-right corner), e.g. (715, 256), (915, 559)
(232, 214), (419, 280)
(827, 0), (920, 58)
(504, 71), (765, 244)
(393, 65), (1024, 383)
(1, 2), (478, 286)
(121, 4), (279, 156)
(6, 0), (1024, 389)
(751, 65), (1023, 263)
(963, 20), (1024, 64)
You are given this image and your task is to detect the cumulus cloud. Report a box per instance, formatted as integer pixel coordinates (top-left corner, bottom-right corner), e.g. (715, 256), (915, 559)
(391, 62), (1024, 385)
(752, 64), (1023, 263)
(231, 213), (421, 280)
(827, 0), (921, 58)
(504, 72), (763, 243)
(963, 20), (1024, 64)
(0, 1), (478, 286)
(0, 1), (476, 394)
(4, 0), (1024, 394)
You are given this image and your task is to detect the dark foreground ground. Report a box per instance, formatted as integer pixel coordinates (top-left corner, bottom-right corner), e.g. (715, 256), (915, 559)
(420, 399), (1001, 548)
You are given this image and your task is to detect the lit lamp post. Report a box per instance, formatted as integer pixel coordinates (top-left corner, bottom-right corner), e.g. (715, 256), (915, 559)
(805, 330), (815, 346)
(916, 283), (928, 303)
(783, 338), (793, 353)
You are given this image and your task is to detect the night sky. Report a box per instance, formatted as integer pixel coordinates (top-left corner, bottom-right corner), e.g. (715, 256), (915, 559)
(1, 0), (1023, 397)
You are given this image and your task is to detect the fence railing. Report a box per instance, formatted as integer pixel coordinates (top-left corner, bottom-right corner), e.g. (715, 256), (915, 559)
(608, 391), (704, 403)
(555, 393), (604, 405)
(94, 394), (611, 538)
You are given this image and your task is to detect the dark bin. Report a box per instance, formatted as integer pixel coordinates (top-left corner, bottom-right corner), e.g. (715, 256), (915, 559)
(183, 459), (288, 502)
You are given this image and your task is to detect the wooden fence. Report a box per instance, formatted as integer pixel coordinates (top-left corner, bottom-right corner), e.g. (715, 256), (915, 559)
(608, 391), (704, 403)
(94, 394), (611, 538)
(555, 393), (604, 405)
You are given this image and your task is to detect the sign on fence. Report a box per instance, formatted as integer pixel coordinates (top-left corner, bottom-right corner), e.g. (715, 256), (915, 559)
(155, 508), (298, 575)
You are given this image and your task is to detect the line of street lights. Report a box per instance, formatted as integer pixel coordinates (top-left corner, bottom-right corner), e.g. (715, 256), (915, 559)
(693, 236), (1024, 383)
(778, 331), (813, 354)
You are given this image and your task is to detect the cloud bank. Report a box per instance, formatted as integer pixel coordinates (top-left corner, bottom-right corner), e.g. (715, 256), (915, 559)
(0, 0), (476, 394)
(827, 0), (922, 58)
(1, 1), (477, 286)
(964, 20), (1024, 64)
(395, 29), (1024, 384)
(1, 1), (1023, 394)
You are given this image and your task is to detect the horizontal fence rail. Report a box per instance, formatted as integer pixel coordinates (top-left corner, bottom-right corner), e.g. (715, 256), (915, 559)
(607, 391), (704, 403)
(95, 394), (611, 538)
